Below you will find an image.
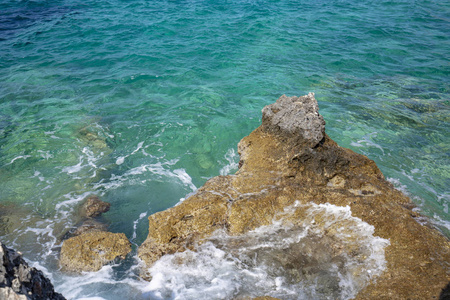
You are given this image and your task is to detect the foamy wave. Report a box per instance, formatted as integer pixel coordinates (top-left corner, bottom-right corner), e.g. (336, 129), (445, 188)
(7, 155), (32, 165)
(432, 214), (450, 232)
(61, 147), (99, 177)
(219, 148), (239, 176)
(94, 159), (196, 192)
(55, 265), (117, 299)
(142, 202), (389, 300)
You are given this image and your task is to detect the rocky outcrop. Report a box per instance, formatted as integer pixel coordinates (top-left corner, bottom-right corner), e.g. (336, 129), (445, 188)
(0, 242), (65, 300)
(59, 231), (131, 272)
(138, 93), (450, 299)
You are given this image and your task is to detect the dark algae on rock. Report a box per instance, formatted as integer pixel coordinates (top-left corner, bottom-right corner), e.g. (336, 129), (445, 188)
(0, 241), (65, 300)
(138, 94), (450, 299)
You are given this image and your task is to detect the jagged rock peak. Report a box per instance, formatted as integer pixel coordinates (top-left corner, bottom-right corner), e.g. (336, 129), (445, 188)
(261, 93), (325, 148)
(0, 241), (66, 300)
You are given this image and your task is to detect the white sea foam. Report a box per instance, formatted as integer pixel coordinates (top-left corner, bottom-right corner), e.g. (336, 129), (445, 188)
(55, 266), (117, 299)
(7, 155), (32, 165)
(387, 177), (414, 198)
(32, 170), (45, 181)
(116, 141), (145, 165)
(95, 159), (196, 193)
(173, 168), (197, 191)
(61, 147), (99, 177)
(37, 150), (53, 160)
(132, 212), (148, 242)
(55, 191), (93, 211)
(388, 176), (449, 230)
(350, 132), (384, 154)
(116, 156), (125, 165)
(432, 214), (450, 232)
(62, 159), (83, 174)
(219, 148), (239, 176)
(141, 202), (390, 300)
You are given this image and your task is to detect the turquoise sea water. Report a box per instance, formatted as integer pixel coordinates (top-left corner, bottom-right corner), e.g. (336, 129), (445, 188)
(0, 0), (448, 298)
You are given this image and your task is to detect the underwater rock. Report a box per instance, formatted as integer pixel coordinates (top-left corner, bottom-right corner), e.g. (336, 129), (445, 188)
(0, 242), (66, 300)
(59, 231), (131, 272)
(70, 219), (109, 237)
(138, 94), (450, 299)
(0, 204), (29, 236)
(79, 195), (111, 218)
(58, 195), (110, 242)
(78, 125), (109, 151)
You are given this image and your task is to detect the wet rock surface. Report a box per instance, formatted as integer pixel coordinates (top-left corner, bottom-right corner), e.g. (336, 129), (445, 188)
(59, 231), (131, 273)
(79, 195), (111, 218)
(0, 241), (65, 300)
(59, 194), (131, 273)
(138, 94), (450, 299)
(59, 195), (110, 241)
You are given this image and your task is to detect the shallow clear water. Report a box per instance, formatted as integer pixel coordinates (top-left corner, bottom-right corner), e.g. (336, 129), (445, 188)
(0, 0), (448, 298)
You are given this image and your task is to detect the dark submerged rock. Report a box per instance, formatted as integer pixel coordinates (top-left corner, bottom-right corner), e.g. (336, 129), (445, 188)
(0, 241), (66, 300)
(60, 219), (109, 241)
(440, 282), (450, 300)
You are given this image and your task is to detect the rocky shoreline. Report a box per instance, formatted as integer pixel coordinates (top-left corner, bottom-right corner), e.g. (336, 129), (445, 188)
(0, 241), (65, 300)
(137, 93), (449, 299)
(6, 93), (448, 298)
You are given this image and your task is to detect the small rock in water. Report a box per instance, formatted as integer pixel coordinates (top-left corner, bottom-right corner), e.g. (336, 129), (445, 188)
(58, 196), (110, 242)
(59, 231), (131, 272)
(80, 195), (110, 218)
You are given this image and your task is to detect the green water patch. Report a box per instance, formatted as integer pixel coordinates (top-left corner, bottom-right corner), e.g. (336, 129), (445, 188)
(0, 0), (448, 298)
(318, 75), (449, 228)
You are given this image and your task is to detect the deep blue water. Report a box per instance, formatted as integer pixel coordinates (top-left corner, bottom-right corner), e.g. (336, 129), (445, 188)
(0, 0), (448, 298)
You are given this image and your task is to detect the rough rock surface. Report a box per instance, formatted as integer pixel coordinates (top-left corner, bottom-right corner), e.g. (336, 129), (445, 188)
(138, 94), (450, 299)
(79, 195), (111, 218)
(59, 231), (131, 272)
(0, 241), (65, 300)
(59, 195), (110, 241)
(261, 93), (325, 148)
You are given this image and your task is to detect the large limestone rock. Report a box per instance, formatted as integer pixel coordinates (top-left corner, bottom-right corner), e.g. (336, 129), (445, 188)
(60, 231), (131, 272)
(138, 93), (450, 299)
(0, 241), (66, 300)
